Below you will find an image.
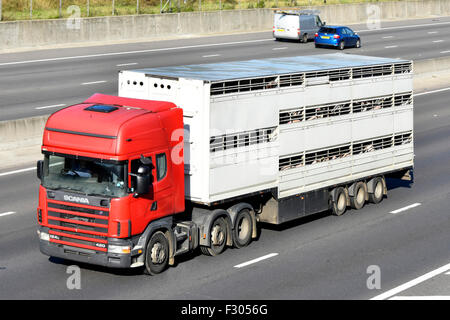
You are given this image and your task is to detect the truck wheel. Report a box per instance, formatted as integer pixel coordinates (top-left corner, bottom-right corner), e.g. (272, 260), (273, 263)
(331, 187), (347, 216)
(350, 182), (366, 210)
(144, 231), (169, 275)
(200, 217), (228, 256)
(233, 209), (252, 248)
(368, 177), (384, 204)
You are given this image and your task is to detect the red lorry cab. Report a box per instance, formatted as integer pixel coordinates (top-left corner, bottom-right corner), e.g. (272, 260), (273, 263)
(37, 94), (184, 268)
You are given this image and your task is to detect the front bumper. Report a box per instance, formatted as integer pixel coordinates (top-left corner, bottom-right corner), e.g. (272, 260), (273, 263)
(38, 226), (138, 269)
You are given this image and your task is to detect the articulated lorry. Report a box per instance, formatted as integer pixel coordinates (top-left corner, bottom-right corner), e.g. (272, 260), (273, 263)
(37, 53), (414, 274)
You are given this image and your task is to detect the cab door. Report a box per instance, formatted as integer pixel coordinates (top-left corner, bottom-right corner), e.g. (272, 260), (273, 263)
(151, 150), (174, 219)
(128, 150), (174, 235)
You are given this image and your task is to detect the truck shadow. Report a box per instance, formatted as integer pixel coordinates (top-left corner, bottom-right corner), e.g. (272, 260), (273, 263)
(257, 210), (330, 233)
(48, 249), (204, 276)
(48, 256), (145, 276)
(385, 177), (413, 191)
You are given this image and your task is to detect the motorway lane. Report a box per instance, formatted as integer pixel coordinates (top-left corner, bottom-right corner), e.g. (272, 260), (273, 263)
(1, 17), (450, 120)
(0, 89), (448, 299)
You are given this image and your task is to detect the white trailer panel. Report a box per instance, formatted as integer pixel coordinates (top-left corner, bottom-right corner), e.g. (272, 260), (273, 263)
(119, 53), (413, 205)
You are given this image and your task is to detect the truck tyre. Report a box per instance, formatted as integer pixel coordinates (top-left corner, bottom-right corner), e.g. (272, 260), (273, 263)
(368, 177), (384, 204)
(232, 209), (253, 248)
(144, 231), (169, 275)
(200, 217), (228, 256)
(331, 187), (347, 216)
(350, 181), (366, 210)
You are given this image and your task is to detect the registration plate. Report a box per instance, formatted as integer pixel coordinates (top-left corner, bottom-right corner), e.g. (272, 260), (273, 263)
(321, 36), (330, 39)
(277, 29), (285, 32)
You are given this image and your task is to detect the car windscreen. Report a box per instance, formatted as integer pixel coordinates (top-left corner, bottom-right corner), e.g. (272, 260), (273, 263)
(319, 27), (337, 34)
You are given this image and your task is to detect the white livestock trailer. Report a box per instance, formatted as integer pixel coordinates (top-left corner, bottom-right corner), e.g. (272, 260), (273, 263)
(118, 53), (414, 224)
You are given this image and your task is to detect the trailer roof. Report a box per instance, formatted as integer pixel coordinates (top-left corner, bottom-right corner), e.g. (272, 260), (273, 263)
(130, 53), (410, 82)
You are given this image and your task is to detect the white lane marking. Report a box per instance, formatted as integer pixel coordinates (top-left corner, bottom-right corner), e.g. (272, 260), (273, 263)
(428, 31), (439, 34)
(414, 86), (450, 97)
(35, 104), (66, 110)
(382, 36), (394, 39)
(116, 62), (138, 67)
(389, 296), (450, 300)
(0, 39), (273, 67)
(440, 50), (450, 54)
(0, 212), (16, 217)
(445, 271), (450, 275)
(433, 40), (444, 43)
(272, 47), (288, 50)
(0, 167), (36, 178)
(234, 253), (279, 268)
(356, 20), (450, 33)
(384, 45), (398, 48)
(202, 54), (220, 58)
(390, 203), (421, 214)
(370, 262), (450, 300)
(81, 80), (107, 85)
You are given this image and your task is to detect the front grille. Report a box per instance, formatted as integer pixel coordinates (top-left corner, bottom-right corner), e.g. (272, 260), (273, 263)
(46, 199), (109, 252)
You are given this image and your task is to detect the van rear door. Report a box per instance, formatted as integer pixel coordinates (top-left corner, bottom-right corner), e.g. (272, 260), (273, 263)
(273, 13), (300, 40)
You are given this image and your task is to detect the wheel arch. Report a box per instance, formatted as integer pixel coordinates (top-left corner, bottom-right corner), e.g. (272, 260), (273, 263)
(192, 208), (232, 247)
(227, 202), (257, 239)
(136, 216), (176, 266)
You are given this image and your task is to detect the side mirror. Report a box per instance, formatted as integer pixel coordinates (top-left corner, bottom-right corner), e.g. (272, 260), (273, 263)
(37, 160), (44, 181)
(322, 21), (326, 26)
(134, 165), (150, 197)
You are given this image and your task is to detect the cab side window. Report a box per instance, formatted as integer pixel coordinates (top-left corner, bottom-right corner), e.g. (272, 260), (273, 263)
(156, 153), (167, 181)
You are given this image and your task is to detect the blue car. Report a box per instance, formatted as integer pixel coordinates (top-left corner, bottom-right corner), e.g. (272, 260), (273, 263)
(314, 26), (361, 50)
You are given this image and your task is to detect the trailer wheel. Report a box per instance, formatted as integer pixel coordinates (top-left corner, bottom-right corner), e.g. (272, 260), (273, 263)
(200, 217), (228, 256)
(144, 231), (169, 275)
(368, 177), (384, 204)
(232, 209), (253, 248)
(331, 187), (347, 216)
(350, 181), (366, 210)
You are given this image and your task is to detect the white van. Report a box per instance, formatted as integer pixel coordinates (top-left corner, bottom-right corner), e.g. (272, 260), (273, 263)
(273, 10), (325, 43)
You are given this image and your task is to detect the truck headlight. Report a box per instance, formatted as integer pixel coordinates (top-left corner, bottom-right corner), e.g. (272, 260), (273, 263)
(37, 230), (49, 241)
(108, 245), (131, 254)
